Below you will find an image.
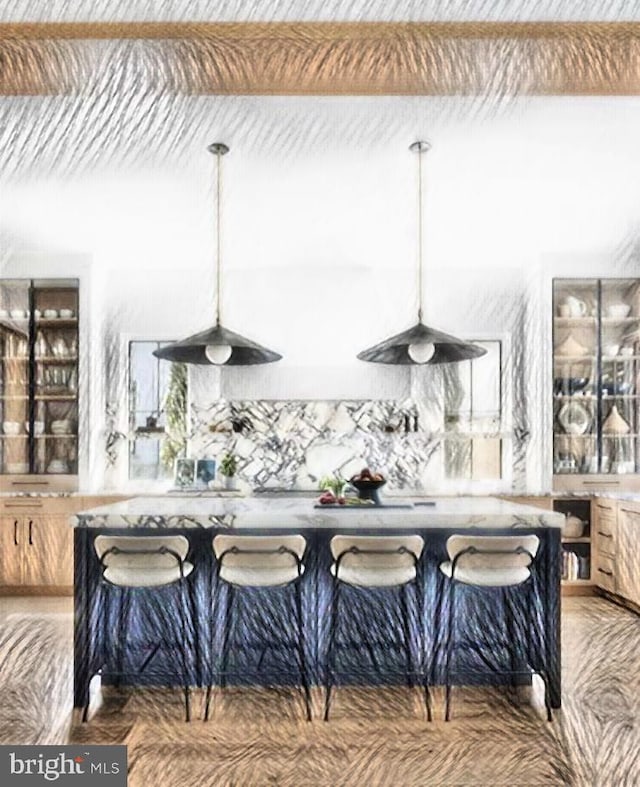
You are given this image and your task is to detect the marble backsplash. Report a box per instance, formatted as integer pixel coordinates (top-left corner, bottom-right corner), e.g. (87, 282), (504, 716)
(189, 399), (443, 491)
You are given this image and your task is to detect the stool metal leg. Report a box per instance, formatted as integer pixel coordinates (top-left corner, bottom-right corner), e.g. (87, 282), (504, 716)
(400, 584), (413, 688)
(220, 584), (234, 691)
(415, 577), (432, 721)
(324, 578), (340, 721)
(204, 568), (221, 722)
(445, 578), (456, 722)
(294, 580), (312, 721)
(115, 586), (130, 688)
(503, 586), (517, 690)
(178, 580), (192, 722)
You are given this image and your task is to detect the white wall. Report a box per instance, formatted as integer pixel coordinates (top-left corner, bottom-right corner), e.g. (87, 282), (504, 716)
(2, 94), (640, 490)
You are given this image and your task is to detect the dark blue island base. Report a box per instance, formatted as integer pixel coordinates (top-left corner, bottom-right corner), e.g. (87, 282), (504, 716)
(74, 510), (562, 714)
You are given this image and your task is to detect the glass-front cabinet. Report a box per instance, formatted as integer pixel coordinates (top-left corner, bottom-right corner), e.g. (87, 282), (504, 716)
(553, 278), (640, 487)
(0, 279), (79, 486)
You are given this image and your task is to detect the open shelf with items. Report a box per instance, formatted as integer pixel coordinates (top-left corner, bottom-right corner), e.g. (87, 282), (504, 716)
(499, 495), (595, 595)
(552, 497), (594, 595)
(0, 279), (79, 490)
(553, 278), (640, 491)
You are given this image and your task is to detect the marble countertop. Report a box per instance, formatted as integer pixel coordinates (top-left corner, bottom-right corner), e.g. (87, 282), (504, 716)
(74, 495), (564, 530)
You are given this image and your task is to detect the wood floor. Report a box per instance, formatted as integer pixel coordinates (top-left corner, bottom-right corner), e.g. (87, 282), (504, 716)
(0, 595), (638, 786)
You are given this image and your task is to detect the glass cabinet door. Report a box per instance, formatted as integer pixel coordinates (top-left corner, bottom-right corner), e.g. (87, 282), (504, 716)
(32, 280), (79, 475)
(0, 281), (31, 474)
(553, 278), (640, 477)
(599, 279), (639, 476)
(0, 278), (79, 479)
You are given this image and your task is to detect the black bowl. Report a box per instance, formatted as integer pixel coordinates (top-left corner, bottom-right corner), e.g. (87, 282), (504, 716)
(554, 377), (589, 395)
(349, 477), (386, 504)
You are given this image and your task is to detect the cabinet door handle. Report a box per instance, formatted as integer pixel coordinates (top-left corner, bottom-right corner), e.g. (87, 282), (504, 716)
(620, 508), (640, 516)
(13, 519), (19, 546)
(28, 520), (33, 546)
(597, 530), (613, 538)
(598, 568), (613, 576)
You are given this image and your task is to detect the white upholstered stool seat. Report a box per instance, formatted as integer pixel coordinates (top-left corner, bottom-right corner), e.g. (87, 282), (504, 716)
(213, 534), (306, 587)
(95, 535), (193, 588)
(219, 563), (306, 587)
(329, 535), (425, 587)
(439, 562), (531, 588)
(439, 535), (539, 587)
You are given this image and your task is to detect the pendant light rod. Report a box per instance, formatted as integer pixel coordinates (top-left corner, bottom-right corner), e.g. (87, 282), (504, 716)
(409, 140), (431, 323)
(207, 142), (229, 326)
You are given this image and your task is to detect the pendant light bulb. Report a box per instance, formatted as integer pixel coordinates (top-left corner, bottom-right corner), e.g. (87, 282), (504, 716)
(205, 344), (232, 364)
(408, 341), (435, 364)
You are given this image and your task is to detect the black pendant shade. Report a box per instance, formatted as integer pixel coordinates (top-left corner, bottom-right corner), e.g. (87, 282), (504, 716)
(357, 321), (487, 365)
(153, 322), (282, 365)
(154, 142), (282, 366)
(358, 140), (486, 366)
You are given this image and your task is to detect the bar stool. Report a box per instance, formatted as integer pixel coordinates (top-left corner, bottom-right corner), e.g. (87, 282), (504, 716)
(205, 534), (311, 721)
(84, 534), (196, 722)
(324, 534), (429, 722)
(439, 534), (551, 722)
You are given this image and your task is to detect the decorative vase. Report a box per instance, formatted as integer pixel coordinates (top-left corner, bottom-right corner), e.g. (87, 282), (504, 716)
(554, 334), (590, 357)
(602, 404), (630, 435)
(224, 475), (235, 491)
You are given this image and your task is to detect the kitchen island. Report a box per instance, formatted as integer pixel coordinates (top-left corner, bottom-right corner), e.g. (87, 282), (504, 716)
(73, 496), (564, 714)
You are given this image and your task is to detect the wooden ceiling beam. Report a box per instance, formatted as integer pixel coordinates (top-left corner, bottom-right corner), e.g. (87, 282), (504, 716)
(1, 22), (640, 95)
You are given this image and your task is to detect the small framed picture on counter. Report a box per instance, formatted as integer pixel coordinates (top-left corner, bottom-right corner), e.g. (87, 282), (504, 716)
(196, 459), (216, 487)
(174, 458), (196, 488)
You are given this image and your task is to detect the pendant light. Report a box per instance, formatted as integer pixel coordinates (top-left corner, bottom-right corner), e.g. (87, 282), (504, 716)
(153, 143), (282, 365)
(357, 141), (486, 365)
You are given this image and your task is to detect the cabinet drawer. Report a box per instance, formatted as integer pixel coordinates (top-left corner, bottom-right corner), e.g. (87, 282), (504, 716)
(594, 522), (616, 555)
(595, 503), (617, 553)
(0, 475), (79, 494)
(0, 498), (83, 516)
(595, 553), (616, 594)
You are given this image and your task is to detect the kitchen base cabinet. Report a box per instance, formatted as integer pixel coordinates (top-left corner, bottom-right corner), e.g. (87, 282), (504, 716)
(0, 515), (24, 585)
(616, 504), (640, 608)
(23, 515), (74, 587)
(592, 498), (640, 614)
(0, 496), (127, 594)
(0, 515), (73, 592)
(593, 499), (617, 595)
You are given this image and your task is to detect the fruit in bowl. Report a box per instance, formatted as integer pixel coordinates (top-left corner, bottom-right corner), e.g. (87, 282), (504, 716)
(349, 468), (386, 504)
(350, 467), (385, 484)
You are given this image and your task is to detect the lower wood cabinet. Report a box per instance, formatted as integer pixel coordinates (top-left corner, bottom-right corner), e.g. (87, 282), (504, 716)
(0, 515), (73, 588)
(616, 504), (640, 608)
(0, 495), (127, 593)
(593, 500), (617, 594)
